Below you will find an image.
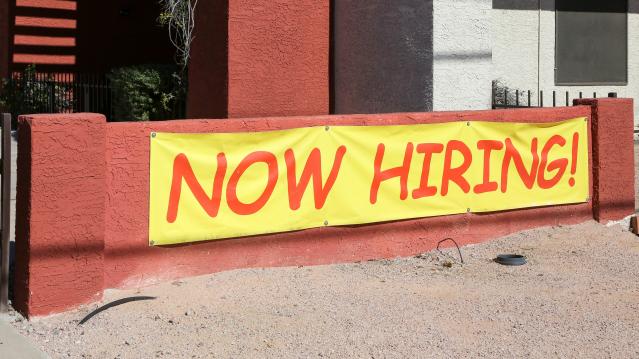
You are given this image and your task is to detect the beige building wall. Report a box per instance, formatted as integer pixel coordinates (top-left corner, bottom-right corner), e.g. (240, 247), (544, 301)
(492, 0), (639, 127)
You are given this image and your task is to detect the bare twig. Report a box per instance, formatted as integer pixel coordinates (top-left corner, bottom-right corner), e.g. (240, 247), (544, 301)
(158, 0), (198, 71)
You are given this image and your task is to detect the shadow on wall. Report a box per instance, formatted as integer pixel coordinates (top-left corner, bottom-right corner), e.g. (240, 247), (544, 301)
(9, 0), (174, 75)
(331, 0), (434, 115)
(11, 0), (78, 73)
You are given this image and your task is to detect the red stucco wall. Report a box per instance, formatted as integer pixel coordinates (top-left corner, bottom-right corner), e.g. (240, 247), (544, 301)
(575, 98), (635, 221)
(187, 0), (329, 119)
(14, 100), (636, 317)
(187, 0), (228, 119)
(227, 0), (329, 118)
(14, 113), (106, 317)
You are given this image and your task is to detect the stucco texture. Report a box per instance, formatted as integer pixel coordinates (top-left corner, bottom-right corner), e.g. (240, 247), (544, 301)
(575, 98), (635, 221)
(433, 0), (492, 111)
(227, 0), (329, 118)
(187, 0), (329, 119)
(14, 114), (106, 317)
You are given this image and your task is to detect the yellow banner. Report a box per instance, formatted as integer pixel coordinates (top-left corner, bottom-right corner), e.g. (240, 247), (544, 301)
(149, 117), (589, 245)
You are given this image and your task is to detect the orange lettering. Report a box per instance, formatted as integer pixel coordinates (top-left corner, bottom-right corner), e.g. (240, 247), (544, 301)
(166, 153), (227, 223)
(501, 138), (539, 192)
(538, 135), (568, 189)
(473, 140), (504, 194)
(441, 140), (472, 196)
(412, 143), (444, 199)
(285, 146), (347, 210)
(226, 151), (278, 215)
(370, 143), (413, 204)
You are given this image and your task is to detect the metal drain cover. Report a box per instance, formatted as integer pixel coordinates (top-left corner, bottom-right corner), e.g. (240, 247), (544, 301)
(494, 254), (527, 266)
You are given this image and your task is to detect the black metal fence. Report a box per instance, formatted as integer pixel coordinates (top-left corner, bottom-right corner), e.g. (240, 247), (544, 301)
(492, 86), (617, 109)
(1, 71), (186, 123)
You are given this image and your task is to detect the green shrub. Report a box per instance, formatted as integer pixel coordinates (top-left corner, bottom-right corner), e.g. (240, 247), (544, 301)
(108, 65), (186, 121)
(0, 65), (72, 126)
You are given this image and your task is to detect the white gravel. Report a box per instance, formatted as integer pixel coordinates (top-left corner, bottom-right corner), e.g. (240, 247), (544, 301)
(6, 220), (639, 358)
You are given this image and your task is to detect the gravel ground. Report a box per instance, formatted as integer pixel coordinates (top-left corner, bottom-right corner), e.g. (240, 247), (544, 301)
(6, 220), (639, 358)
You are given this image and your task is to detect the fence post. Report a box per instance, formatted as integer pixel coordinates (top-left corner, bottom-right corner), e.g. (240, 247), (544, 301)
(0, 114), (10, 313)
(491, 83), (496, 109)
(83, 86), (90, 112)
(49, 81), (55, 113)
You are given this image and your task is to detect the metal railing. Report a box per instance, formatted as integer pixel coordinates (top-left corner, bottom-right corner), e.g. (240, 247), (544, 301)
(2, 72), (111, 120)
(2, 71), (186, 122)
(492, 87), (618, 109)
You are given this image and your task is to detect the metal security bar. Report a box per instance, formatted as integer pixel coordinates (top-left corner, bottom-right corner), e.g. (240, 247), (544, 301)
(2, 72), (112, 121)
(0, 114), (11, 312)
(2, 71), (186, 122)
(492, 87), (617, 109)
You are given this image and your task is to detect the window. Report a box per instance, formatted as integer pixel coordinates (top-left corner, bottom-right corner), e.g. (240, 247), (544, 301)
(555, 0), (627, 85)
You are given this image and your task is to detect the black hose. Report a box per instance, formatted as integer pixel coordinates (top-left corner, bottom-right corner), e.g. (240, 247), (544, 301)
(436, 238), (464, 264)
(78, 296), (156, 325)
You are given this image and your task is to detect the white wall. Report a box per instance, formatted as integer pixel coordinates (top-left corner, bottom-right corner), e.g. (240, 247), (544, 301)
(491, 3), (540, 99)
(492, 0), (639, 126)
(433, 0), (492, 111)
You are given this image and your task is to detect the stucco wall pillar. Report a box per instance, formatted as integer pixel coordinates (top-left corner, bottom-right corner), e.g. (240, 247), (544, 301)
(188, 0), (329, 119)
(575, 98), (635, 222)
(13, 113), (107, 317)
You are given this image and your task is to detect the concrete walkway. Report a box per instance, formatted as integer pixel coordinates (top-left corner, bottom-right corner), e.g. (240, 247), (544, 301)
(0, 317), (47, 358)
(0, 136), (45, 357)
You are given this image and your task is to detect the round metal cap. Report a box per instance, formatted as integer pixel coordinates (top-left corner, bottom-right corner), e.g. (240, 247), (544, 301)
(494, 254), (527, 266)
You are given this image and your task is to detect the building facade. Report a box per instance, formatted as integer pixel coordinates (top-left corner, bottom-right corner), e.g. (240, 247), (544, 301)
(493, 0), (639, 122)
(333, 0), (638, 119)
(1, 0), (637, 126)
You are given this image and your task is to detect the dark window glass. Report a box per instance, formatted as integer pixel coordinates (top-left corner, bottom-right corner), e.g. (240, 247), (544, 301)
(556, 0), (627, 85)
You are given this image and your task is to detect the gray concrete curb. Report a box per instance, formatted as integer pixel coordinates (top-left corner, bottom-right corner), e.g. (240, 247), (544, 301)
(0, 316), (48, 359)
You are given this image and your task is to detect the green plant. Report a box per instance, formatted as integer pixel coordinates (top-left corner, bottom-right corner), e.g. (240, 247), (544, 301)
(0, 65), (72, 125)
(108, 65), (186, 121)
(492, 80), (532, 107)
